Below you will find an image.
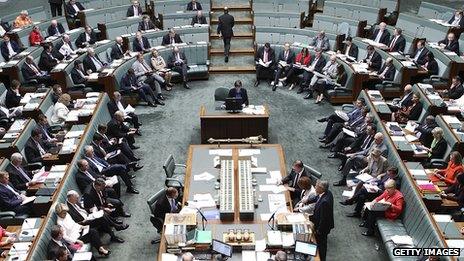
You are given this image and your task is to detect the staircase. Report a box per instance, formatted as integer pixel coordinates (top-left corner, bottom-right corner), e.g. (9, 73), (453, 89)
(209, 0), (255, 74)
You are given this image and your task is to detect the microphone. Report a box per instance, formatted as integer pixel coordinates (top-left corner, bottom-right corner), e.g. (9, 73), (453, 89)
(268, 202), (291, 230)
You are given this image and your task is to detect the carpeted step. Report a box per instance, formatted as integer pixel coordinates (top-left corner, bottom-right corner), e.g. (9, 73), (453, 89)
(210, 47), (254, 55)
(210, 38), (254, 50)
(210, 10), (252, 20)
(210, 32), (253, 39)
(209, 65), (255, 73)
(210, 53), (255, 65)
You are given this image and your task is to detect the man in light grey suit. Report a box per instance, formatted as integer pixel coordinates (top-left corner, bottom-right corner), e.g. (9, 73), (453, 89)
(131, 53), (166, 100)
(310, 31), (330, 52)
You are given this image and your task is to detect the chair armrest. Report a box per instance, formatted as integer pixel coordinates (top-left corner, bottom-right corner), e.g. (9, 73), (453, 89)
(73, 84), (86, 89)
(0, 211), (15, 219)
(382, 80), (396, 85)
(342, 104), (354, 111)
(165, 178), (184, 188)
(175, 164), (186, 168)
(429, 159), (448, 169)
(25, 162), (43, 171)
(27, 79), (38, 84)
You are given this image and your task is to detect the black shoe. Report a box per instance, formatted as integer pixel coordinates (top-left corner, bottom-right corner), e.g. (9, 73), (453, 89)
(328, 153), (337, 159)
(132, 157), (141, 161)
(114, 218), (123, 225)
(128, 174), (136, 179)
(130, 145), (140, 150)
(115, 224), (129, 231)
(155, 100), (165, 106)
(362, 231), (374, 236)
(135, 130), (142, 136)
(317, 118), (327, 123)
(183, 83), (190, 89)
(133, 164), (143, 171)
(346, 212), (361, 217)
(319, 143), (331, 149)
(126, 187), (139, 194)
(303, 93), (313, 99)
(157, 94), (165, 101)
(254, 81), (260, 87)
(359, 222), (366, 228)
(121, 212), (131, 217)
(167, 83), (174, 88)
(333, 179), (346, 186)
(272, 85), (277, 91)
(297, 88), (304, 94)
(339, 200), (353, 206)
(319, 138), (328, 143)
(148, 102), (157, 107)
(225, 56), (229, 63)
(111, 236), (125, 243)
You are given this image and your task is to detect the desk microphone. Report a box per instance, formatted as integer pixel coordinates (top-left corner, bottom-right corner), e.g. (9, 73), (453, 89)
(268, 202), (291, 230)
(442, 218), (452, 236)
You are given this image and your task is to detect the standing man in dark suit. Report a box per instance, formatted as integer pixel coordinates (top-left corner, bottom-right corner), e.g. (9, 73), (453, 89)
(0, 172), (33, 216)
(75, 26), (97, 48)
(138, 15), (157, 31)
(279, 160), (309, 202)
(47, 19), (65, 37)
(161, 29), (183, 46)
(167, 46), (190, 89)
(438, 32), (460, 54)
(133, 31), (151, 52)
(154, 187), (180, 222)
(340, 36), (358, 60)
(217, 7), (234, 63)
(1, 35), (20, 61)
(273, 42), (295, 91)
(228, 80), (249, 106)
(254, 42), (275, 87)
(25, 128), (53, 163)
(6, 153), (38, 191)
(39, 43), (59, 73)
(186, 0), (202, 11)
(410, 40), (428, 65)
(371, 22), (390, 45)
(191, 11), (207, 25)
(363, 45), (382, 72)
(49, 0), (64, 17)
(388, 27), (406, 53)
(308, 180), (334, 261)
(127, 0), (143, 17)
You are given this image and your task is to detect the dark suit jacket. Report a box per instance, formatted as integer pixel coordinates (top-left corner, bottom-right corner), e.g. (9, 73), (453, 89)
(408, 102), (423, 121)
(110, 43), (124, 60)
(371, 29), (390, 45)
(426, 59), (439, 76)
(25, 137), (48, 163)
(66, 201), (87, 223)
(410, 47), (428, 65)
(255, 46), (275, 66)
(449, 84), (464, 100)
(228, 88), (249, 106)
(342, 43), (358, 60)
(378, 64), (395, 81)
(364, 51), (382, 72)
(186, 1), (202, 10)
(309, 56), (326, 73)
(83, 185), (107, 210)
(65, 1), (85, 17)
(191, 15), (207, 25)
(47, 239), (73, 261)
(350, 133), (374, 152)
(5, 89), (21, 109)
(0, 183), (23, 211)
(154, 195), (179, 220)
(389, 35), (406, 52)
(277, 50), (295, 65)
(126, 5), (143, 17)
(281, 169), (309, 201)
(47, 23), (65, 37)
(416, 122), (437, 148)
(161, 34), (183, 46)
(107, 99), (127, 116)
(1, 40), (20, 61)
(21, 62), (43, 82)
(38, 50), (58, 72)
(217, 13), (234, 38)
(399, 92), (413, 108)
(71, 66), (87, 84)
(310, 190), (334, 235)
(167, 51), (187, 68)
(138, 20), (156, 31)
(107, 119), (130, 139)
(6, 163), (31, 191)
(92, 141), (106, 159)
(75, 31), (97, 48)
(430, 138), (447, 160)
(448, 16), (464, 28)
(83, 54), (104, 73)
(52, 40), (74, 60)
(120, 73), (138, 93)
(438, 38), (460, 54)
(75, 168), (100, 192)
(132, 36), (151, 52)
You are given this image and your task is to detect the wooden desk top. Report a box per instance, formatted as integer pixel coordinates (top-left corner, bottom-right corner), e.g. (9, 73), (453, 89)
(200, 105), (270, 119)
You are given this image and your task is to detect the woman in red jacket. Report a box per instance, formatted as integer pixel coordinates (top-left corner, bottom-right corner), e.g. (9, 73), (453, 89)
(360, 179), (404, 236)
(283, 47), (311, 90)
(29, 26), (44, 46)
(431, 151), (464, 185)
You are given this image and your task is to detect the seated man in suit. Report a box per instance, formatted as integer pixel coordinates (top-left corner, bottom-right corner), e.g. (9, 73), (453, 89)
(92, 133), (142, 170)
(362, 45), (382, 72)
(47, 19), (65, 37)
(84, 145), (139, 194)
(371, 22), (390, 45)
(21, 55), (54, 85)
(47, 225), (75, 260)
(51, 84), (62, 104)
(254, 42), (275, 87)
(339, 36), (358, 60)
(111, 36), (129, 60)
(191, 10), (207, 25)
(388, 27), (406, 53)
(107, 111), (139, 150)
(96, 124), (140, 162)
(0, 171), (33, 216)
(5, 80), (22, 109)
(83, 178), (131, 218)
(409, 40), (428, 65)
(120, 69), (158, 107)
(328, 122), (376, 158)
(37, 114), (60, 148)
(75, 26), (97, 48)
(187, 0), (202, 11)
(299, 48), (326, 96)
(388, 84), (413, 112)
(53, 34), (75, 60)
(154, 187), (180, 222)
(304, 54), (335, 100)
(108, 91), (143, 129)
(138, 15), (157, 31)
(25, 128), (53, 163)
(445, 76), (464, 100)
(167, 46), (190, 89)
(38, 43), (59, 73)
(66, 190), (127, 243)
(367, 57), (396, 89)
(310, 31), (330, 52)
(414, 115), (438, 148)
(278, 160), (309, 203)
(133, 31), (151, 52)
(272, 42), (295, 91)
(132, 53), (166, 102)
(75, 159), (121, 198)
(228, 80), (249, 107)
(448, 10), (464, 28)
(127, 0), (143, 17)
(438, 32), (460, 54)
(162, 29), (183, 46)
(70, 60), (93, 92)
(321, 106), (368, 148)
(83, 47), (106, 73)
(65, 0), (85, 19)
(0, 34), (20, 61)
(6, 153), (38, 191)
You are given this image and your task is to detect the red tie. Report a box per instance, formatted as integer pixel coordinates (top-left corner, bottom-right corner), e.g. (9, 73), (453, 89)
(389, 36), (397, 51)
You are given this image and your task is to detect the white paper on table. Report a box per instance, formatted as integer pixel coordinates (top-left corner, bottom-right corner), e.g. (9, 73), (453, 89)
(391, 136), (406, 142)
(446, 239), (464, 248)
(22, 218), (38, 229)
(161, 253), (178, 261)
(239, 149), (261, 156)
(31, 168), (48, 183)
(355, 173), (374, 182)
(410, 169), (427, 176)
(443, 115), (461, 125)
(269, 171), (282, 180)
(54, 63), (68, 70)
(10, 242), (31, 251)
(268, 194), (287, 213)
(72, 251), (93, 260)
(433, 214), (452, 222)
(88, 72), (99, 80)
(259, 185), (278, 192)
(21, 196), (36, 205)
(3, 132), (19, 139)
(391, 235), (414, 246)
(272, 185), (287, 194)
(66, 110), (80, 121)
(65, 130), (84, 139)
(282, 232), (295, 247)
(242, 250), (257, 261)
(193, 171), (215, 181)
(251, 167), (267, 173)
(19, 228), (39, 239)
(47, 171), (65, 179)
(255, 239), (267, 252)
(23, 102), (39, 110)
(405, 134), (419, 142)
(208, 149), (232, 156)
(285, 213), (305, 223)
(405, 121), (417, 133)
(260, 213), (272, 221)
(266, 178), (279, 185)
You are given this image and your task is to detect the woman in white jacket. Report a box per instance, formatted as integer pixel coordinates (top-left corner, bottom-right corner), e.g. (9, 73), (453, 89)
(51, 94), (71, 125)
(293, 176), (317, 215)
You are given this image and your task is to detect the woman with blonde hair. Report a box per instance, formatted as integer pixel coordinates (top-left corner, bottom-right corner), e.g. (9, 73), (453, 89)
(51, 94), (71, 125)
(150, 49), (173, 90)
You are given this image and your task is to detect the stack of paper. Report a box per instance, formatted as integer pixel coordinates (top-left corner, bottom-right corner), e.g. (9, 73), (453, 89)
(193, 172), (215, 181)
(65, 130), (84, 139)
(390, 235), (414, 246)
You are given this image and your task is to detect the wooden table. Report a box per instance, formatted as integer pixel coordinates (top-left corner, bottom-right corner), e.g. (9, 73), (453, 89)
(199, 105), (269, 144)
(157, 144), (319, 260)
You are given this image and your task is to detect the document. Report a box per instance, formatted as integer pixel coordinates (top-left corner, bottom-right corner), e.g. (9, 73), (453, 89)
(260, 213), (272, 221)
(334, 110), (349, 121)
(124, 104), (135, 114)
(87, 210), (104, 221)
(3, 132), (19, 139)
(105, 176), (119, 187)
(31, 168), (48, 183)
(105, 149), (121, 160)
(208, 149), (232, 156)
(410, 169), (426, 176)
(251, 167), (267, 174)
(342, 187), (355, 198)
(193, 171), (215, 181)
(21, 196), (36, 205)
(258, 59), (272, 67)
(268, 194), (287, 213)
(342, 128), (356, 138)
(72, 251), (93, 260)
(390, 235), (414, 246)
(65, 130), (84, 139)
(433, 214), (452, 223)
(269, 171), (282, 180)
(405, 134), (419, 142)
(282, 232), (295, 247)
(365, 201), (390, 211)
(285, 213), (305, 223)
(355, 173), (374, 182)
(239, 149), (261, 156)
(363, 183), (380, 193)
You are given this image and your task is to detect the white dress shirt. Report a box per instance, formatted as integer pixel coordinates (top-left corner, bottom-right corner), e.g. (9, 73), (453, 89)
(57, 214), (88, 243)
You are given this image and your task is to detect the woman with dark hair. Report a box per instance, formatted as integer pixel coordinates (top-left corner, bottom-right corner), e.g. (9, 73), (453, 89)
(313, 64), (347, 104)
(441, 173), (464, 221)
(293, 176), (317, 215)
(284, 47), (311, 90)
(391, 92), (423, 124)
(431, 151), (463, 185)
